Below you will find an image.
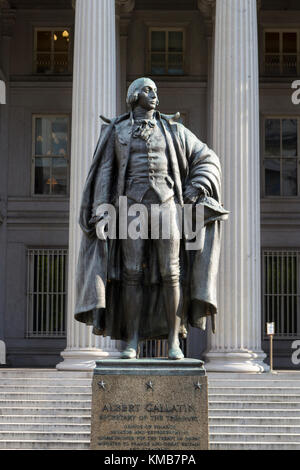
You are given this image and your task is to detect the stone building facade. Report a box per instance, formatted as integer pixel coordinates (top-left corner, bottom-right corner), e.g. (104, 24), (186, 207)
(0, 0), (299, 370)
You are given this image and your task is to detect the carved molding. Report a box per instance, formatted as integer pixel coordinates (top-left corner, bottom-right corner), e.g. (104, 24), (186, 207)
(199, 0), (261, 15)
(115, 0), (135, 14)
(197, 0), (215, 35)
(72, 0), (135, 14)
(115, 0), (135, 19)
(197, 0), (215, 19)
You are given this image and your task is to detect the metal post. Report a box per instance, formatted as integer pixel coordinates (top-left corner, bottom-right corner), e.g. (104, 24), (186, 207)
(270, 334), (273, 373)
(266, 321), (277, 374)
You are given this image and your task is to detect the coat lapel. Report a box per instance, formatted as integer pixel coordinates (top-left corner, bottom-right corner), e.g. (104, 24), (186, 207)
(160, 117), (184, 206)
(115, 118), (133, 197)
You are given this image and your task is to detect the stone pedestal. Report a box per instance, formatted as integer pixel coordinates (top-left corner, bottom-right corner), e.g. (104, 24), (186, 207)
(90, 359), (208, 450)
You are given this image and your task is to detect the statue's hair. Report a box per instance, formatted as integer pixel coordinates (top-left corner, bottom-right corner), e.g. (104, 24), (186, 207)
(126, 77), (159, 109)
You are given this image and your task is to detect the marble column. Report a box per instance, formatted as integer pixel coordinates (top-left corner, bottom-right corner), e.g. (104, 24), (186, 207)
(57, 0), (121, 371)
(204, 0), (268, 372)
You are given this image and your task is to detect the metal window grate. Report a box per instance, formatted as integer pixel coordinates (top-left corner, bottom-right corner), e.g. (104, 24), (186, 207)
(138, 338), (187, 358)
(262, 250), (300, 339)
(26, 248), (68, 338)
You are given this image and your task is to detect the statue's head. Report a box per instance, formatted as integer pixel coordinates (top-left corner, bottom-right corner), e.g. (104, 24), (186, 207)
(126, 77), (159, 111)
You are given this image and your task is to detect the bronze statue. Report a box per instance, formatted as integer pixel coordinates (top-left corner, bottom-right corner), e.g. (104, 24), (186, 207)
(75, 77), (228, 360)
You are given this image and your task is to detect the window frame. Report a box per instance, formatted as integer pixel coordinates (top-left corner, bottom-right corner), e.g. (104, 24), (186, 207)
(262, 115), (300, 199)
(33, 27), (72, 75)
(31, 114), (71, 198)
(148, 27), (186, 76)
(263, 29), (300, 76)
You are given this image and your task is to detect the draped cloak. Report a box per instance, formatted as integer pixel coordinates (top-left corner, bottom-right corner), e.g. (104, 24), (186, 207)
(75, 112), (228, 340)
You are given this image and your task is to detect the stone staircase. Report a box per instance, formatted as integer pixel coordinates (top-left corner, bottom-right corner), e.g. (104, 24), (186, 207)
(0, 369), (92, 450)
(0, 369), (300, 450)
(208, 372), (300, 450)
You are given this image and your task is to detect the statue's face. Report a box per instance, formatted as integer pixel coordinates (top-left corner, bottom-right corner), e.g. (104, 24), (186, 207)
(136, 81), (158, 111)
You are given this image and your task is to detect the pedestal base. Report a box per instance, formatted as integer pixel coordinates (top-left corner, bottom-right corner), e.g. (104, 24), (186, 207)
(90, 359), (209, 450)
(205, 350), (269, 373)
(56, 348), (121, 371)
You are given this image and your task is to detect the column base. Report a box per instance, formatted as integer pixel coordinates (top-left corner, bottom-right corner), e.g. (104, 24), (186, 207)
(204, 350), (269, 373)
(56, 348), (121, 371)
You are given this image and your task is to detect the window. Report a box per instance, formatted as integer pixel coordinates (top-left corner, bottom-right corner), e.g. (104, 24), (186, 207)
(26, 248), (68, 338)
(34, 28), (71, 74)
(263, 117), (299, 197)
(149, 28), (184, 75)
(33, 115), (69, 196)
(264, 30), (299, 76)
(262, 250), (300, 339)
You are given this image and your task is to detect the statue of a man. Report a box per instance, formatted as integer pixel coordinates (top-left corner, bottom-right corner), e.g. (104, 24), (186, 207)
(75, 77), (228, 360)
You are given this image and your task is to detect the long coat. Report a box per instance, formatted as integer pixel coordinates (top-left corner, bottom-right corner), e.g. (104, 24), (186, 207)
(75, 112), (228, 340)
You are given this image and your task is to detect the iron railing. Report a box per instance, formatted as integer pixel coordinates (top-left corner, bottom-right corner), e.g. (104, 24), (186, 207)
(264, 54), (299, 76)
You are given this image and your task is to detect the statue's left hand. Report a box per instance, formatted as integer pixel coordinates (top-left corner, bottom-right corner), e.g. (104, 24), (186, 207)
(184, 185), (209, 204)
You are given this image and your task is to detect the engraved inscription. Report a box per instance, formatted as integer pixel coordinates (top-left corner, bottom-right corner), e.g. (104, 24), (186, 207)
(90, 375), (209, 450)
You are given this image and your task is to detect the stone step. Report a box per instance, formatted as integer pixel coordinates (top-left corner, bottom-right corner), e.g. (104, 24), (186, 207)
(0, 431), (90, 441)
(209, 387), (300, 393)
(209, 408), (300, 417)
(209, 394), (300, 402)
(0, 386), (92, 393)
(210, 442), (300, 450)
(0, 400), (91, 415)
(0, 440), (90, 450)
(0, 369), (298, 451)
(210, 424), (300, 433)
(0, 414), (91, 423)
(210, 432), (300, 443)
(209, 416), (300, 425)
(208, 372), (300, 379)
(208, 380), (300, 387)
(209, 401), (300, 409)
(0, 392), (92, 400)
(0, 379), (92, 386)
(0, 423), (91, 432)
(0, 370), (92, 378)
